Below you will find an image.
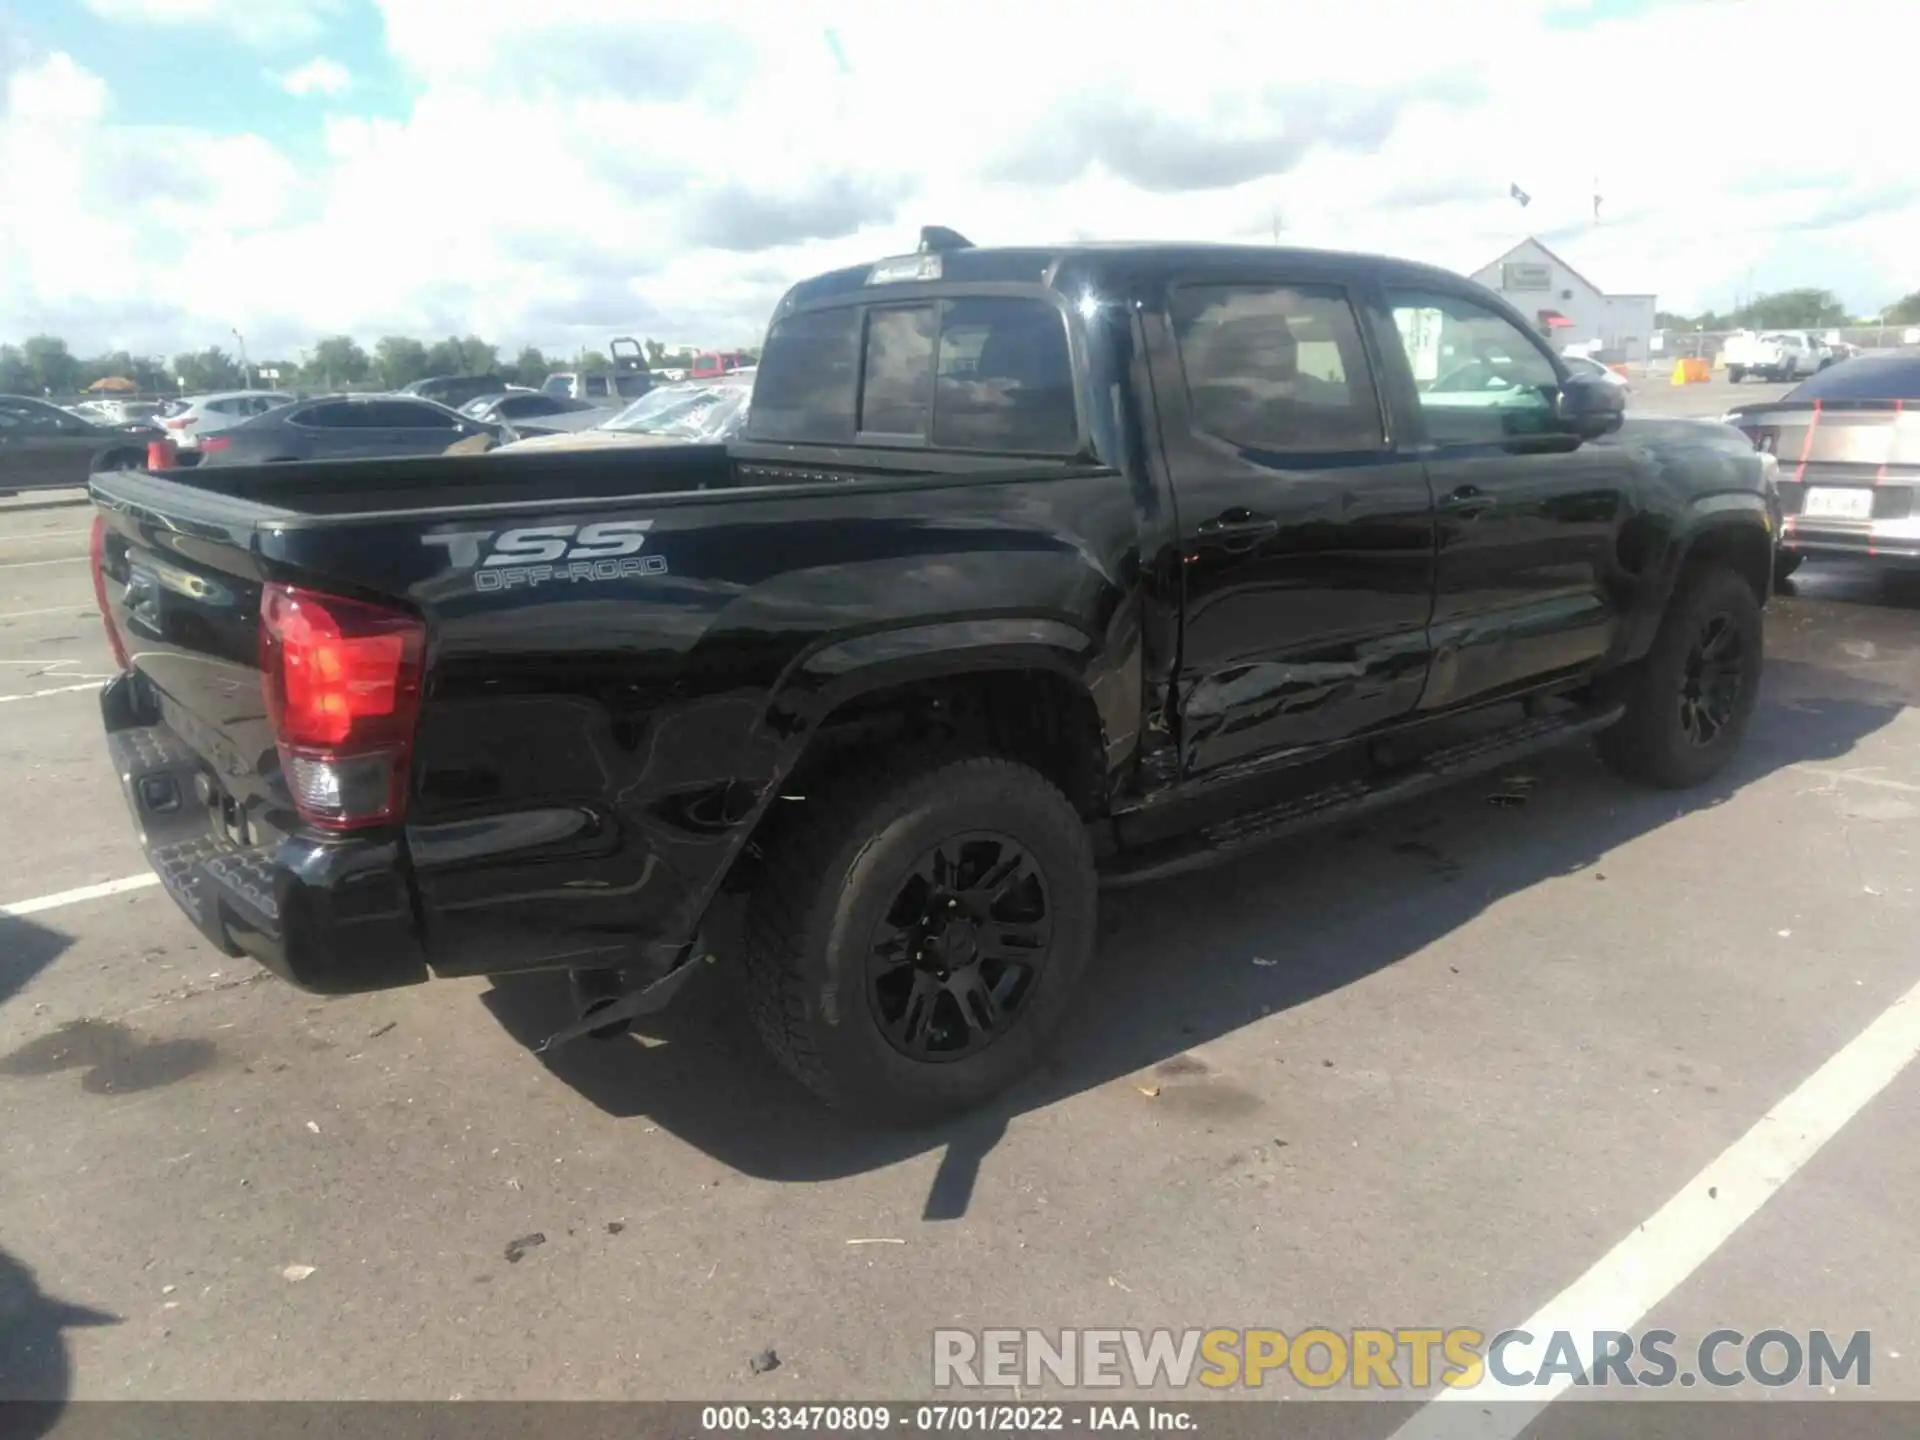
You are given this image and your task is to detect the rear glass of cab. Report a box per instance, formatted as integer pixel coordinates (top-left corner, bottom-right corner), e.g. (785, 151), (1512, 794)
(747, 297), (1078, 454)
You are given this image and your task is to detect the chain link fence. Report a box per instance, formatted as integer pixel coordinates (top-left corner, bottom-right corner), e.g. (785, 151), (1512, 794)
(1656, 324), (1920, 363)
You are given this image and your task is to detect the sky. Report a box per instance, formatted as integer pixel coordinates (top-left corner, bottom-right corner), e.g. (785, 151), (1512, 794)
(0, 0), (1912, 362)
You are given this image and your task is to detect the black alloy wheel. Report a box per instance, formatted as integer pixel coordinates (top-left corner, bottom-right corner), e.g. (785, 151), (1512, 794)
(740, 754), (1097, 1123)
(867, 831), (1052, 1063)
(1595, 563), (1763, 790)
(1678, 611), (1746, 748)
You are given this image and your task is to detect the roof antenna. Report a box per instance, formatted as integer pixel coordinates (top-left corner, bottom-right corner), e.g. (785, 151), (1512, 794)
(919, 226), (973, 253)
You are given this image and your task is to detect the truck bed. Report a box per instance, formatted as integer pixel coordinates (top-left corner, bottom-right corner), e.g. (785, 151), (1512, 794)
(89, 442), (1134, 996)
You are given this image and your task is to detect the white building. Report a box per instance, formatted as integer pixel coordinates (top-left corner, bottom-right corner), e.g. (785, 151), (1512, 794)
(1469, 237), (1658, 364)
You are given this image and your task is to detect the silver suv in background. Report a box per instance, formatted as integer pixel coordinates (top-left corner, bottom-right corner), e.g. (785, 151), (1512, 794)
(156, 389), (295, 450)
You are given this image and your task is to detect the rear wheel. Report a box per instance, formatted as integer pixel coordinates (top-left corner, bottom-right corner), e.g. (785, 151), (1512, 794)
(1728, 367), (1745, 384)
(1596, 564), (1763, 789)
(741, 755), (1097, 1125)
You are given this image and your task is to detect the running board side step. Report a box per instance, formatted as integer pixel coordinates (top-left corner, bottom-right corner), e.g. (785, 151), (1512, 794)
(1100, 702), (1625, 889)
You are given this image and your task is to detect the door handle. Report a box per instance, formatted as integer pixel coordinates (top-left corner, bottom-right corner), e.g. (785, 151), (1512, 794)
(1196, 508), (1279, 552)
(1442, 484), (1493, 517)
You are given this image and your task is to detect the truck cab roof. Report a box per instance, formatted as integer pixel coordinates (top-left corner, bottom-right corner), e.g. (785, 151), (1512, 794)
(772, 236), (1482, 321)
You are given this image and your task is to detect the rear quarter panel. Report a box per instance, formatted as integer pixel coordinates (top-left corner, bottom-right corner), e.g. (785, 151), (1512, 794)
(383, 465), (1151, 979)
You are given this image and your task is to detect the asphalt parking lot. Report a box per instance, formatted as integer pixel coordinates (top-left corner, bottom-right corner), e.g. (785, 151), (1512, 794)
(4, 381), (1918, 1430)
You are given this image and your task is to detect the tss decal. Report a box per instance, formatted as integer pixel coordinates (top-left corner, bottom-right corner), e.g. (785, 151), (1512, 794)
(423, 520), (668, 591)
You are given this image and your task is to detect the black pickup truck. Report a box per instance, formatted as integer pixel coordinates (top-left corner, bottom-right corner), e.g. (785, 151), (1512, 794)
(89, 230), (1781, 1124)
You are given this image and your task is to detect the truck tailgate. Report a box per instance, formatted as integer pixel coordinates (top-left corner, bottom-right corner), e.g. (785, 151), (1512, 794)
(92, 473), (429, 991)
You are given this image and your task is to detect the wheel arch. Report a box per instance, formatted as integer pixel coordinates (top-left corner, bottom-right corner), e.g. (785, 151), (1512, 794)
(763, 617), (1123, 823)
(1617, 499), (1774, 661)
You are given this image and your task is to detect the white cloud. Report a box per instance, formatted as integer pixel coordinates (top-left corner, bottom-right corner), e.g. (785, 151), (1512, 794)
(275, 56), (352, 97)
(7, 0), (1919, 359)
(81, 0), (337, 48)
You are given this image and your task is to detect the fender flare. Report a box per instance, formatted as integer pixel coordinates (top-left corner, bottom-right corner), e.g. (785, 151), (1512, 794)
(766, 616), (1107, 747)
(1620, 494), (1774, 659)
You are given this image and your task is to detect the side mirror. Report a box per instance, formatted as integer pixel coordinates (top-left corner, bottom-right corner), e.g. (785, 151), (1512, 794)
(1557, 372), (1625, 439)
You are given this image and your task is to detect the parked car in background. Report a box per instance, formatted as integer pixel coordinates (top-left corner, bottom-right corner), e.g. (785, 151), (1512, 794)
(399, 375), (511, 409)
(493, 373), (753, 453)
(195, 394), (511, 466)
(459, 391), (612, 434)
(1724, 352), (1920, 579)
(1723, 330), (1823, 383)
(539, 368), (654, 404)
(689, 350), (752, 380)
(70, 398), (164, 428)
(1561, 353), (1632, 395)
(158, 390), (295, 451)
(0, 394), (154, 491)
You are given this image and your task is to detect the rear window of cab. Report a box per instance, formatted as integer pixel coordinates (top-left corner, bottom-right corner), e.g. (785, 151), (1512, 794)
(747, 296), (1079, 455)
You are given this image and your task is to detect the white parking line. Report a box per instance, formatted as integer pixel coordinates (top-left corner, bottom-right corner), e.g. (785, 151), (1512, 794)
(2, 873), (159, 917)
(0, 557), (85, 571)
(1797, 766), (1920, 796)
(0, 681), (105, 703)
(0, 531), (89, 545)
(1390, 969), (1920, 1439)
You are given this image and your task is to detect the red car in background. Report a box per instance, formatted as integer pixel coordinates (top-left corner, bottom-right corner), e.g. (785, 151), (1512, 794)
(689, 350), (752, 380)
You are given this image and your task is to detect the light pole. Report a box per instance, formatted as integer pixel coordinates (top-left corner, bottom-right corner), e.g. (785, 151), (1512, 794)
(232, 327), (252, 389)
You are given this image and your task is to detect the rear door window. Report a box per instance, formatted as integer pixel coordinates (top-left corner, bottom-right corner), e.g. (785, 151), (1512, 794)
(932, 297), (1077, 453)
(292, 403), (353, 427)
(374, 401), (458, 430)
(1169, 283), (1385, 453)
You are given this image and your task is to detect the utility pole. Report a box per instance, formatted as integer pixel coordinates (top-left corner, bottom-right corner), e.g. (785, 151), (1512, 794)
(232, 327), (252, 389)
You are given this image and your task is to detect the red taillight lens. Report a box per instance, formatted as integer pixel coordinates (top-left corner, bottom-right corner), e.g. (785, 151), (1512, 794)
(165, 415), (195, 429)
(199, 436), (231, 453)
(260, 584), (426, 831)
(89, 513), (132, 672)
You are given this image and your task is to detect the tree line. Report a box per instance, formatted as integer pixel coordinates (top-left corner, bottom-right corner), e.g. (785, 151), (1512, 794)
(1655, 287), (1920, 334)
(0, 334), (759, 399)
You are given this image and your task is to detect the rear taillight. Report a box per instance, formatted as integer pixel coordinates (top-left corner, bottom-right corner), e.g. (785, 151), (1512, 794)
(89, 513), (132, 672)
(259, 584), (426, 831)
(165, 415), (195, 429)
(199, 436), (231, 453)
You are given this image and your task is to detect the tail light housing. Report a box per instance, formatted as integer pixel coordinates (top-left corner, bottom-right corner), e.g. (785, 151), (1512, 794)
(260, 584), (426, 831)
(165, 415), (195, 429)
(89, 513), (133, 672)
(199, 436), (232, 454)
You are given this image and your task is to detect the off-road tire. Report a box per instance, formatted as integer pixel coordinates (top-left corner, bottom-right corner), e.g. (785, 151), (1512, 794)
(1596, 564), (1763, 789)
(1773, 551), (1803, 584)
(740, 755), (1096, 1125)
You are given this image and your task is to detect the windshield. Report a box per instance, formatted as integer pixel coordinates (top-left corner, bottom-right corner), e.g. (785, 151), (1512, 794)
(599, 384), (748, 439)
(603, 383), (749, 439)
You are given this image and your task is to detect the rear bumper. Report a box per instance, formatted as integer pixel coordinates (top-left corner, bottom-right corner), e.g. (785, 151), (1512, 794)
(1782, 515), (1920, 564)
(101, 673), (429, 994)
